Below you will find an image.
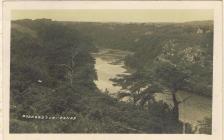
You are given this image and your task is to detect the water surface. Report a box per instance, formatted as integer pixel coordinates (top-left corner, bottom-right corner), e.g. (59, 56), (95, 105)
(93, 48), (212, 125)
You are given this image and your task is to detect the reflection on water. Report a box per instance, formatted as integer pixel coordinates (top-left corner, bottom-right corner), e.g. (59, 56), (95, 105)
(93, 49), (212, 125)
(94, 57), (126, 93)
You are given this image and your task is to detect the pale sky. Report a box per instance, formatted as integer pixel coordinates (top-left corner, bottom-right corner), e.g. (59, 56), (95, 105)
(12, 10), (213, 23)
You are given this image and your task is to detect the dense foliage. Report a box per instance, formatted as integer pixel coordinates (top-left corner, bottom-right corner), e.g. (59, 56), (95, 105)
(124, 22), (213, 96)
(10, 19), (187, 133)
(70, 21), (213, 134)
(109, 21), (213, 134)
(64, 21), (213, 96)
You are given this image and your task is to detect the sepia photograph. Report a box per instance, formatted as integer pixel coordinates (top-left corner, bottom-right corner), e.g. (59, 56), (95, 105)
(9, 9), (214, 134)
(1, 1), (223, 140)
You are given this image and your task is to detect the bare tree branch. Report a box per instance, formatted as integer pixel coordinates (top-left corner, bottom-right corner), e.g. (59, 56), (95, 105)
(179, 96), (192, 104)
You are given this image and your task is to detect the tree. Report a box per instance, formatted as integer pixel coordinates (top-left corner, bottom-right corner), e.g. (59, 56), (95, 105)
(112, 71), (160, 108)
(114, 39), (208, 122)
(10, 19), (98, 131)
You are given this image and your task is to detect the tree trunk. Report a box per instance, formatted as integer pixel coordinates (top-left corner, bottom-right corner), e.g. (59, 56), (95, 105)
(172, 91), (179, 121)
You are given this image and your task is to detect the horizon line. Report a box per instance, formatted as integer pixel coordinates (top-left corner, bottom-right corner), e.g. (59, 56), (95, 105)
(12, 18), (213, 24)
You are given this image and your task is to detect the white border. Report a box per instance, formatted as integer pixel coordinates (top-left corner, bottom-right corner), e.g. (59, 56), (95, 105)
(2, 1), (223, 140)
